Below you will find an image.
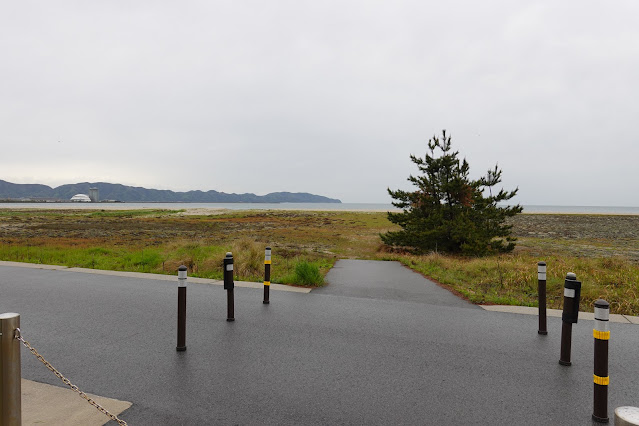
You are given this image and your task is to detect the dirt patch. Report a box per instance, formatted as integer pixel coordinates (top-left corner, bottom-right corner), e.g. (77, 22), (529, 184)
(508, 214), (639, 260)
(178, 208), (230, 216)
(509, 214), (639, 239)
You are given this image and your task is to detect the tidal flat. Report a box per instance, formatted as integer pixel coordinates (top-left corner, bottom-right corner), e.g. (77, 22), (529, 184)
(1, 208), (637, 314)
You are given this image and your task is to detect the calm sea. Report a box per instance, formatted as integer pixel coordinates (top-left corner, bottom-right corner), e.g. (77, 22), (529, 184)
(0, 202), (638, 214)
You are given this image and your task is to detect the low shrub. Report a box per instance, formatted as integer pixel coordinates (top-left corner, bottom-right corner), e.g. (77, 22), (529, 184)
(292, 261), (324, 286)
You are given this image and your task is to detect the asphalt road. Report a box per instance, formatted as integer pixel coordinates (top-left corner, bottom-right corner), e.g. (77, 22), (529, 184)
(1, 260), (638, 425)
(319, 259), (476, 308)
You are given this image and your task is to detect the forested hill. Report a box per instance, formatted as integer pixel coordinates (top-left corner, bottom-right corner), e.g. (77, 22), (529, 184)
(0, 180), (341, 203)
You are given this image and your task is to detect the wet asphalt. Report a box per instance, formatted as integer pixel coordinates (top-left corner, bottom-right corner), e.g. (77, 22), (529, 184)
(1, 260), (638, 425)
(317, 259), (475, 308)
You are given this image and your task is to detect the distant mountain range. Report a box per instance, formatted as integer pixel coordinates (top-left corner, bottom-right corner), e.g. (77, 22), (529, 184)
(0, 180), (341, 203)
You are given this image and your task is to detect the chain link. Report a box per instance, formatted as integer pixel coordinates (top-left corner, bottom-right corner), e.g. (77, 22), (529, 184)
(15, 328), (128, 426)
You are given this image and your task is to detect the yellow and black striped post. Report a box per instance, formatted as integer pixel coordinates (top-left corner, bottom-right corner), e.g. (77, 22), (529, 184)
(559, 272), (581, 366)
(176, 265), (187, 352)
(537, 261), (547, 335)
(263, 247), (271, 304)
(592, 299), (610, 423)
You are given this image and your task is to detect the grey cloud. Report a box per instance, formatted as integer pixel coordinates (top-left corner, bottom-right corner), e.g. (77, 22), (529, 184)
(1, 0), (638, 204)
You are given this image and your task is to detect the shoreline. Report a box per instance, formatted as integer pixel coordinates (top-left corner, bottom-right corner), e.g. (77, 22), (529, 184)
(1, 204), (639, 216)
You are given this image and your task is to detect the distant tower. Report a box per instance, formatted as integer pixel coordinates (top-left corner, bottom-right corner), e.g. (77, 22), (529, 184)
(89, 187), (99, 203)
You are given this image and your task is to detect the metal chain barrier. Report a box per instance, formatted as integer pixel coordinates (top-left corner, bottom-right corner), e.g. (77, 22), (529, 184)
(14, 328), (128, 426)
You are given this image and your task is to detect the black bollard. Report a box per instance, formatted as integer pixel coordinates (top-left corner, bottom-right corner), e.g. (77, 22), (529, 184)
(559, 272), (581, 366)
(176, 265), (187, 351)
(538, 261), (547, 335)
(592, 299), (610, 423)
(224, 252), (235, 321)
(263, 246), (271, 304)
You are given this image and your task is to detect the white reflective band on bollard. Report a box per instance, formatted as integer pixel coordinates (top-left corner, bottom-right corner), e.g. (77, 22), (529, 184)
(538, 272), (546, 280)
(564, 288), (576, 298)
(594, 320), (610, 333)
(226, 264), (233, 271)
(595, 307), (610, 321)
(178, 266), (187, 287)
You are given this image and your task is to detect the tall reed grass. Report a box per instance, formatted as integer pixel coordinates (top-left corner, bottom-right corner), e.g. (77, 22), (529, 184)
(380, 251), (639, 315)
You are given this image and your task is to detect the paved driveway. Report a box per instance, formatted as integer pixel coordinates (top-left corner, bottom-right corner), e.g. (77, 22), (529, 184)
(1, 262), (638, 425)
(319, 259), (476, 308)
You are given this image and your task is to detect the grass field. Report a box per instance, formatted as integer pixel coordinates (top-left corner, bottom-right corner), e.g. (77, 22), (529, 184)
(1, 208), (638, 314)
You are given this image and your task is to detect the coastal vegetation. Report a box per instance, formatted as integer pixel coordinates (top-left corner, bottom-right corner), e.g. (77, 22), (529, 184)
(383, 131), (522, 255)
(0, 209), (638, 315)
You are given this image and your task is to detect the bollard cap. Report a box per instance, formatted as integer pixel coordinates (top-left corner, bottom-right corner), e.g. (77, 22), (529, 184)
(566, 272), (577, 280)
(0, 312), (20, 320)
(226, 252), (233, 258)
(178, 265), (187, 281)
(224, 252), (234, 270)
(615, 407), (639, 424)
(594, 299), (610, 310)
(538, 261), (546, 266)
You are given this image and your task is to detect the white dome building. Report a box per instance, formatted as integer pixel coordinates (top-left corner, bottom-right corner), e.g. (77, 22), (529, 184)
(70, 194), (91, 202)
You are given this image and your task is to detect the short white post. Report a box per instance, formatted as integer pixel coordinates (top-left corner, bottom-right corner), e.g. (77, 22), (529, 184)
(615, 407), (639, 425)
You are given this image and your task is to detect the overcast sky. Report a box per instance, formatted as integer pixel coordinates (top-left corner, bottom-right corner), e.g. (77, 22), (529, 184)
(2, 1), (638, 205)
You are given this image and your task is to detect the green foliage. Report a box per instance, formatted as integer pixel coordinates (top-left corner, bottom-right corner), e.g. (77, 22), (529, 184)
(87, 247), (112, 256)
(382, 130), (522, 256)
(291, 261), (324, 286)
(123, 250), (163, 271)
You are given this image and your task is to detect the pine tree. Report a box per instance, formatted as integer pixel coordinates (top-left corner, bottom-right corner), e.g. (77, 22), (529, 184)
(381, 130), (523, 255)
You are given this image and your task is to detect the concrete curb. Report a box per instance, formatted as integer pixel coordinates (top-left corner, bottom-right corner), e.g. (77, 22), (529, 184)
(22, 379), (131, 425)
(480, 305), (639, 324)
(0, 260), (312, 294)
(0, 260), (65, 270)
